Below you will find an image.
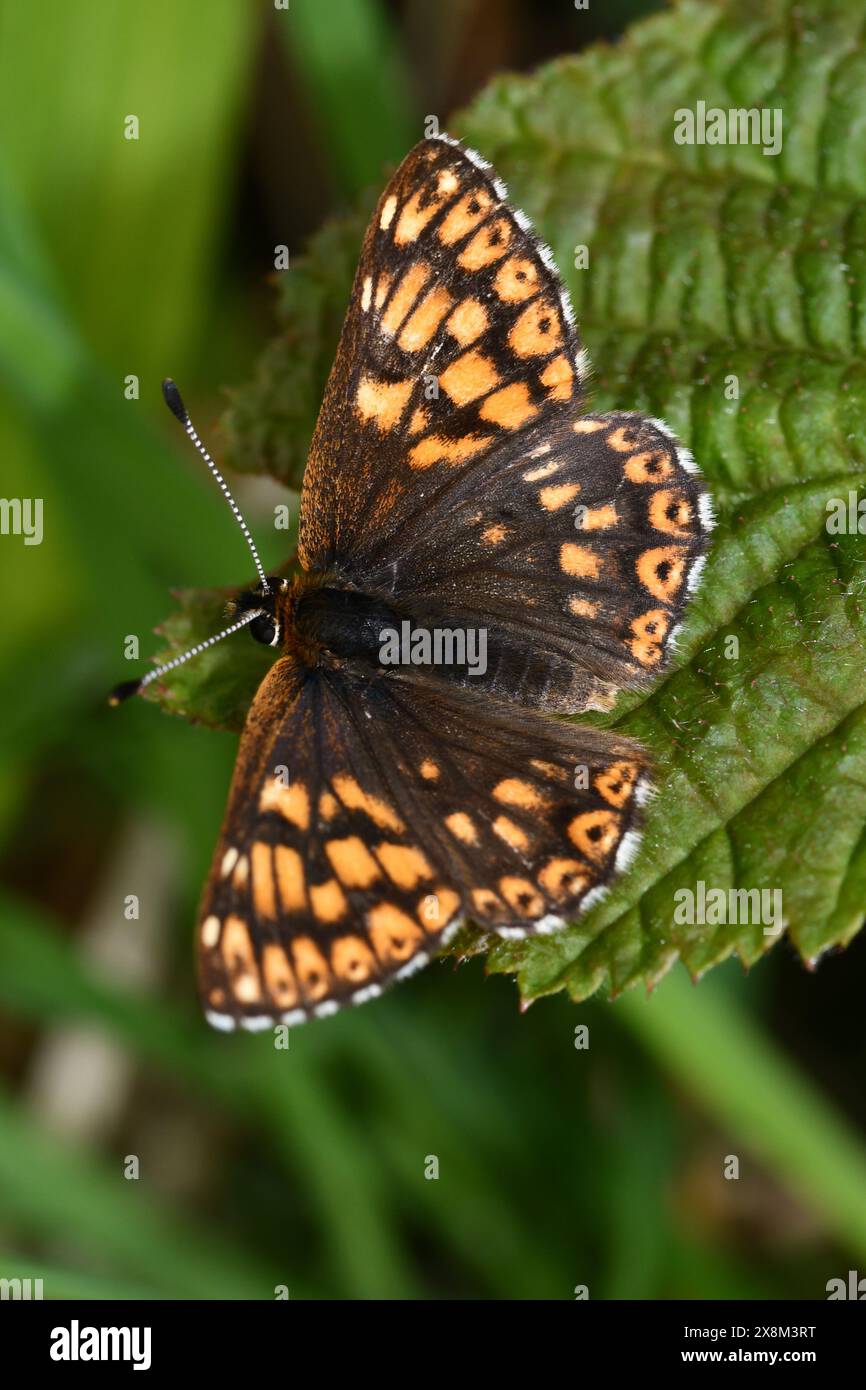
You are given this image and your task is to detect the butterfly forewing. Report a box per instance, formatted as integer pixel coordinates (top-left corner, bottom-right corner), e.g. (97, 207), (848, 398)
(298, 136), (586, 576)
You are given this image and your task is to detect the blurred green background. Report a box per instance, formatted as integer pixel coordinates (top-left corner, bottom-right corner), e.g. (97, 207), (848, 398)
(0, 0), (864, 1301)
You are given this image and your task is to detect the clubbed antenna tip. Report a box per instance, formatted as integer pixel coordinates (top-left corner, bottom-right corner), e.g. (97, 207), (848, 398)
(107, 607), (263, 711)
(160, 377), (269, 594)
(108, 679), (142, 706)
(109, 382), (273, 712)
(162, 377), (188, 424)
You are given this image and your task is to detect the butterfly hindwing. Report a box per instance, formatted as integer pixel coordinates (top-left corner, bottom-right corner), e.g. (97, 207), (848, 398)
(197, 657), (649, 1030)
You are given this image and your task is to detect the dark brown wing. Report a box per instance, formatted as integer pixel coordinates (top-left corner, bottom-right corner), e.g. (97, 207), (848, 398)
(197, 656), (649, 1031)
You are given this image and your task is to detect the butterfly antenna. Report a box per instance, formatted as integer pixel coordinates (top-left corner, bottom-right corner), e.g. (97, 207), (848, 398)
(162, 378), (269, 595)
(108, 607), (262, 706)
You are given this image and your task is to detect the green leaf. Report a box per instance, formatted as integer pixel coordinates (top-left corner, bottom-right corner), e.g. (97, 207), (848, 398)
(142, 583), (278, 731)
(152, 0), (866, 1004)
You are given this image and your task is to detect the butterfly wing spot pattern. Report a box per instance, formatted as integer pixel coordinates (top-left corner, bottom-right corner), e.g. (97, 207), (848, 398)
(189, 132), (714, 1031)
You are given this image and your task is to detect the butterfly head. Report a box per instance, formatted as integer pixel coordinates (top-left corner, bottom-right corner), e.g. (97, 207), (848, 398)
(233, 576), (289, 649)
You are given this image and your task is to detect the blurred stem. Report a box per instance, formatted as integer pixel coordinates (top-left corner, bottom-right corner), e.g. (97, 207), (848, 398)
(250, 1055), (420, 1299)
(278, 0), (416, 196)
(618, 966), (866, 1261)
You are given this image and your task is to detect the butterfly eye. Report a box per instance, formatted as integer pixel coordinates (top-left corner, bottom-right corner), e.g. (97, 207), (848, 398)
(249, 614), (280, 647)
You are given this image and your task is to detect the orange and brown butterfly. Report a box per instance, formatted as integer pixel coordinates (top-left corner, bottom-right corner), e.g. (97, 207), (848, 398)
(111, 134), (714, 1031)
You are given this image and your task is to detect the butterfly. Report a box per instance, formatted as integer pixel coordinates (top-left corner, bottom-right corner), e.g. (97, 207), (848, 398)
(112, 133), (714, 1031)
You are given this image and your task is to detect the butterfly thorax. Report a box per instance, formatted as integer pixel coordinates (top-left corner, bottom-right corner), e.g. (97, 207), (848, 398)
(292, 582), (405, 666)
(248, 570), (399, 672)
(267, 572), (490, 683)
